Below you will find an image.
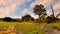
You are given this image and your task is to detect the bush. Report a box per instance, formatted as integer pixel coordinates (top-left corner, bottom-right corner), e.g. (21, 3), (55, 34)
(3, 17), (12, 22)
(46, 16), (56, 23)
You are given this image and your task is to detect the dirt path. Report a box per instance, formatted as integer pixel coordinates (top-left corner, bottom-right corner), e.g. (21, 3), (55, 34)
(40, 23), (60, 34)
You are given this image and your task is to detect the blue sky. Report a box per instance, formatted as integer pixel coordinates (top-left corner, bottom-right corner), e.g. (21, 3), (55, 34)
(0, 0), (60, 19)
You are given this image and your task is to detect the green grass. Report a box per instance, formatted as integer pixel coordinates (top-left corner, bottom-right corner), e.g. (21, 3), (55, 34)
(0, 21), (44, 34)
(44, 21), (60, 30)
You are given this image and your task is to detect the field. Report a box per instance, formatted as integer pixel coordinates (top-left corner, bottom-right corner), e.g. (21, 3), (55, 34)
(0, 21), (44, 34)
(0, 21), (60, 34)
(43, 21), (60, 31)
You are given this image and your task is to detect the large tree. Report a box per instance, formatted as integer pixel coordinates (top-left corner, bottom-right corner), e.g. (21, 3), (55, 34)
(33, 4), (47, 23)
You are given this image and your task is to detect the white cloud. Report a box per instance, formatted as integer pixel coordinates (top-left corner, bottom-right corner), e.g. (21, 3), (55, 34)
(30, 0), (60, 17)
(0, 0), (26, 15)
(0, 0), (60, 18)
(30, 0), (59, 8)
(54, 2), (60, 11)
(30, 0), (42, 8)
(46, 9), (53, 16)
(28, 0), (32, 1)
(11, 16), (21, 19)
(22, 8), (28, 14)
(30, 13), (38, 19)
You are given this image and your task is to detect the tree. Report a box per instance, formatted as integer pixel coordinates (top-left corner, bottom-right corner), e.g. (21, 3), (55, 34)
(21, 14), (34, 22)
(51, 5), (55, 17)
(46, 5), (60, 23)
(46, 13), (60, 23)
(3, 17), (12, 22)
(33, 4), (47, 23)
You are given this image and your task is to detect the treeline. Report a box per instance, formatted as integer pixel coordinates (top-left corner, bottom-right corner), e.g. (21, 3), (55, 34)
(0, 4), (60, 23)
(0, 14), (35, 22)
(0, 14), (60, 23)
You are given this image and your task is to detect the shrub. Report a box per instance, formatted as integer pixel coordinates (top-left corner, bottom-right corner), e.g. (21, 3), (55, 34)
(3, 17), (12, 22)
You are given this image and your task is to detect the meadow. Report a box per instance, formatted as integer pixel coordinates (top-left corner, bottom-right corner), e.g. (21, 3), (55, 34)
(0, 21), (44, 34)
(43, 21), (60, 31)
(0, 21), (60, 34)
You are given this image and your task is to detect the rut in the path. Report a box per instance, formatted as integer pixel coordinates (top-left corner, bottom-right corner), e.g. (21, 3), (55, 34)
(40, 24), (60, 34)
(0, 26), (22, 34)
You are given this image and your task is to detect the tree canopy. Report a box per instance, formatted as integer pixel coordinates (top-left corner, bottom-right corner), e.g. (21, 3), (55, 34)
(33, 4), (47, 18)
(3, 17), (12, 22)
(33, 4), (47, 22)
(21, 14), (34, 22)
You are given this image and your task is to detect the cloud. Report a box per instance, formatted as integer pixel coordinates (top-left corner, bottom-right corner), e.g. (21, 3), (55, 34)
(30, 0), (42, 8)
(11, 16), (21, 19)
(46, 9), (52, 16)
(30, 0), (59, 8)
(54, 2), (60, 11)
(30, 0), (60, 17)
(28, 0), (32, 1)
(46, 2), (60, 16)
(0, 0), (26, 15)
(22, 8), (28, 14)
(0, 0), (60, 18)
(30, 13), (38, 19)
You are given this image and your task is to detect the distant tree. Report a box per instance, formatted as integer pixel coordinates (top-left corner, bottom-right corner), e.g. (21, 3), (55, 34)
(31, 18), (34, 21)
(33, 4), (47, 23)
(21, 14), (34, 22)
(11, 18), (21, 22)
(3, 17), (12, 22)
(46, 15), (59, 23)
(0, 18), (3, 21)
(46, 16), (52, 23)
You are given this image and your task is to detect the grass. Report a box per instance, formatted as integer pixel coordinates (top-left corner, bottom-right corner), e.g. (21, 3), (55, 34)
(0, 21), (60, 34)
(0, 21), (44, 34)
(44, 21), (60, 30)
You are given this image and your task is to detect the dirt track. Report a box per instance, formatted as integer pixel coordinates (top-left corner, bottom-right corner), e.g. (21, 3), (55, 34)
(40, 24), (60, 34)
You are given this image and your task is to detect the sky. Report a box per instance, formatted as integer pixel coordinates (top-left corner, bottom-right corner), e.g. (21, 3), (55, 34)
(0, 0), (60, 19)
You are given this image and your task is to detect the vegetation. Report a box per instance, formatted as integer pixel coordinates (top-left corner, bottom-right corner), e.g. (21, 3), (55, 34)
(42, 5), (60, 23)
(2, 17), (12, 22)
(33, 4), (47, 23)
(21, 14), (34, 22)
(0, 4), (60, 34)
(0, 21), (44, 34)
(0, 4), (59, 23)
(43, 21), (60, 30)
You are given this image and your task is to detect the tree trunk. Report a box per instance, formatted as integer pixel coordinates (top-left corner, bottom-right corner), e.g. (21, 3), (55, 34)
(38, 15), (41, 24)
(51, 5), (55, 17)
